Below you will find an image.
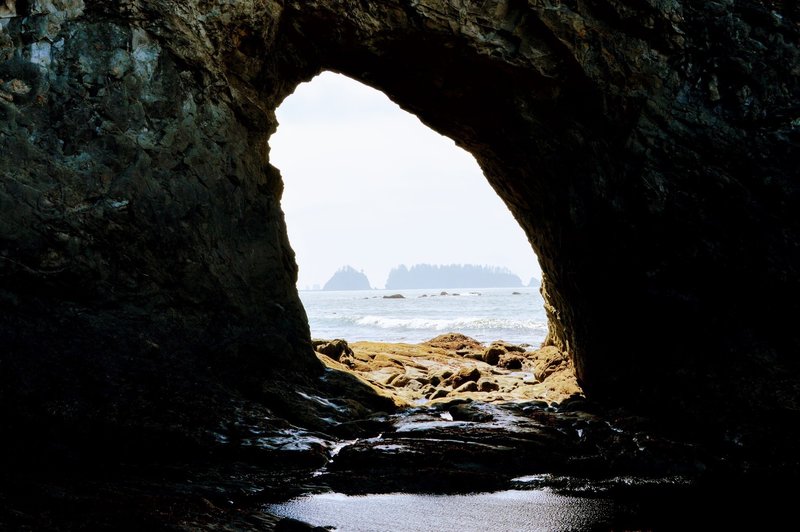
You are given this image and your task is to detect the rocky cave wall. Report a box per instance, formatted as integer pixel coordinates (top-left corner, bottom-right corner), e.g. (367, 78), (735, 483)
(0, 0), (321, 445)
(1, 0), (799, 444)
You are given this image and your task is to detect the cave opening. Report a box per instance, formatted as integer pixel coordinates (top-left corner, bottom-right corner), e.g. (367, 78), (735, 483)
(1, 3), (798, 529)
(271, 71), (581, 405)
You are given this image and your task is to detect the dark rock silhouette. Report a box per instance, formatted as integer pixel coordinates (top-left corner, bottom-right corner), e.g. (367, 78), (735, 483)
(323, 266), (371, 290)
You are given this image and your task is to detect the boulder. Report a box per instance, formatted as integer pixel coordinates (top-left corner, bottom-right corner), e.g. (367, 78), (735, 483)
(530, 346), (572, 383)
(483, 346), (505, 366)
(447, 367), (481, 388)
(430, 388), (449, 400)
(499, 355), (524, 370)
(478, 379), (500, 393)
(422, 333), (483, 353)
(453, 381), (479, 393)
(484, 341), (527, 366)
(428, 369), (454, 387)
(494, 341), (526, 354)
(313, 339), (354, 362)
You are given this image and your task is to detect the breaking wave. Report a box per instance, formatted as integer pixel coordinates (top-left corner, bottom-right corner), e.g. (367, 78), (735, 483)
(300, 287), (548, 344)
(351, 315), (547, 331)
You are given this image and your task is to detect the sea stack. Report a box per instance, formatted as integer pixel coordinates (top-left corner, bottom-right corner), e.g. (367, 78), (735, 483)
(323, 266), (372, 290)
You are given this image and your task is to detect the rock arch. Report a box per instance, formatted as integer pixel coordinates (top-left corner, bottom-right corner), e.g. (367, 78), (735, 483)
(271, 1), (800, 428)
(1, 1), (798, 442)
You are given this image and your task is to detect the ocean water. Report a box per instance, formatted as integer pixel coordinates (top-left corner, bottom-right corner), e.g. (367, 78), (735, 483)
(298, 287), (547, 346)
(266, 490), (615, 532)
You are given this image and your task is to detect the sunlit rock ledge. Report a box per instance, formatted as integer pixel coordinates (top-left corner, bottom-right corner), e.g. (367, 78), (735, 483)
(313, 334), (582, 408)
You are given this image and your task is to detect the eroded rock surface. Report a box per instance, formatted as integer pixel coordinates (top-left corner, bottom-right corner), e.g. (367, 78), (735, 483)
(314, 335), (581, 406)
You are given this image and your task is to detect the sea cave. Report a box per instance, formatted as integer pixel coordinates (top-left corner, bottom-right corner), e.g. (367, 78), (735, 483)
(1, 0), (799, 529)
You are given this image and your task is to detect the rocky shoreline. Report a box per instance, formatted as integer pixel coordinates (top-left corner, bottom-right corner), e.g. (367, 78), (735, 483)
(5, 334), (794, 530)
(302, 335), (707, 497)
(265, 332), (800, 528)
(312, 333), (581, 407)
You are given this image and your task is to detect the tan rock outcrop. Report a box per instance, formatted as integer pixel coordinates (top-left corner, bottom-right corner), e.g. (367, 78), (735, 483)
(314, 336), (582, 407)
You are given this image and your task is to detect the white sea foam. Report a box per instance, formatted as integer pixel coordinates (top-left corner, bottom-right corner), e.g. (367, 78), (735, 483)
(299, 287), (548, 344)
(353, 315), (546, 331)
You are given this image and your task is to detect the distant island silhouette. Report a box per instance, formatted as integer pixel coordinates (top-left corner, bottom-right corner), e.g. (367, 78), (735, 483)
(385, 264), (523, 289)
(323, 266), (371, 290)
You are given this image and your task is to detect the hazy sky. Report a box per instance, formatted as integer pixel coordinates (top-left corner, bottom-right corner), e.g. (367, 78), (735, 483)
(271, 72), (541, 289)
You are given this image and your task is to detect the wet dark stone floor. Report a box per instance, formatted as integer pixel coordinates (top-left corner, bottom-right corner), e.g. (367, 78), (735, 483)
(2, 397), (798, 530)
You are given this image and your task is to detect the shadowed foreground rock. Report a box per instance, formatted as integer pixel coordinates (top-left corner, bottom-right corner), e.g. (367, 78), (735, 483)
(1, 0), (799, 527)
